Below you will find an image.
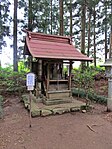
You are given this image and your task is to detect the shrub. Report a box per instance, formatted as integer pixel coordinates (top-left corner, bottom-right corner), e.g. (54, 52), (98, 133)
(72, 88), (107, 105)
(0, 64), (28, 94)
(73, 68), (94, 106)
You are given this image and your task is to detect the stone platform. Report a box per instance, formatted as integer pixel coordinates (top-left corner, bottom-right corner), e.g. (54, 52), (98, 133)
(22, 94), (86, 117)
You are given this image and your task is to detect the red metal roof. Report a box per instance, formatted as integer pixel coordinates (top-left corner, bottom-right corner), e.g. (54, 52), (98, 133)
(25, 31), (92, 61)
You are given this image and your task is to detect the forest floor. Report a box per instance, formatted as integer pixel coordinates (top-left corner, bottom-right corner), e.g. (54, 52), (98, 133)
(1, 79), (112, 149)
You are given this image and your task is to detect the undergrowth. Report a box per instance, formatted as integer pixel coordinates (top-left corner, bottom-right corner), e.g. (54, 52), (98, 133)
(72, 88), (107, 105)
(0, 62), (29, 94)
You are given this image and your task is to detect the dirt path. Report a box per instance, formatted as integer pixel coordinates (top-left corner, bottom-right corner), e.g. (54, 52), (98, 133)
(0, 96), (112, 149)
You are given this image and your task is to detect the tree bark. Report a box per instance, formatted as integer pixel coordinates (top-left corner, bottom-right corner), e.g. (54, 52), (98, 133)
(13, 0), (18, 71)
(0, 3), (2, 50)
(93, 6), (96, 67)
(87, 12), (91, 67)
(81, 2), (86, 55)
(51, 0), (53, 34)
(28, 0), (33, 31)
(59, 0), (64, 35)
(0, 3), (1, 66)
(104, 0), (107, 60)
(111, 1), (112, 33)
(109, 0), (112, 58)
(70, 0), (72, 37)
(28, 0), (33, 69)
(81, 1), (86, 70)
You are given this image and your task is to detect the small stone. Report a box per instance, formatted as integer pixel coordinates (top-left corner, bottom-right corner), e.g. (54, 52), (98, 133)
(52, 108), (70, 115)
(14, 142), (17, 145)
(31, 110), (41, 117)
(41, 109), (52, 116)
(82, 110), (86, 113)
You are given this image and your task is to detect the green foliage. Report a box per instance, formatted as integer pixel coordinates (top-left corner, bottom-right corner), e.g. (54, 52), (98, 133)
(73, 68), (95, 105)
(86, 65), (105, 77)
(72, 66), (107, 105)
(0, 65), (27, 93)
(19, 0), (59, 35)
(18, 61), (29, 73)
(0, 0), (11, 51)
(74, 67), (95, 89)
(73, 65), (105, 86)
(0, 0), (111, 69)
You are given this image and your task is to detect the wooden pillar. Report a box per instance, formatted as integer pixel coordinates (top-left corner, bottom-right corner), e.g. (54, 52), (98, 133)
(69, 61), (72, 96)
(46, 63), (50, 98)
(38, 60), (42, 80)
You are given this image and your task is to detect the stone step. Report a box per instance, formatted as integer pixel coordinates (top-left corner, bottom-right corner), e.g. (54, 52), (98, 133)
(42, 97), (72, 106)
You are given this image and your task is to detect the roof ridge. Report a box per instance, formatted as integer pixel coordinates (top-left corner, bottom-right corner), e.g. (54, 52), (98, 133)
(27, 31), (71, 44)
(29, 31), (70, 39)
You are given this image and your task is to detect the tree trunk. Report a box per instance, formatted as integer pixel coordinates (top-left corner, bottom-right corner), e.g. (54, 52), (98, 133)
(81, 3), (86, 55)
(28, 0), (33, 31)
(59, 0), (64, 35)
(111, 1), (112, 33)
(13, 0), (18, 71)
(0, 3), (2, 50)
(51, 0), (53, 34)
(0, 3), (1, 66)
(70, 0), (72, 36)
(109, 0), (112, 58)
(104, 0), (107, 60)
(28, 0), (33, 69)
(81, 1), (86, 70)
(87, 12), (91, 67)
(93, 6), (96, 67)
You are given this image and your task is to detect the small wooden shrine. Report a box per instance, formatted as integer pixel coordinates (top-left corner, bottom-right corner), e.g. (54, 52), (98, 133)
(24, 31), (92, 105)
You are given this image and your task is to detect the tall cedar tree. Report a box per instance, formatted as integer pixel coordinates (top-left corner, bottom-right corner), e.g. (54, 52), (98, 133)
(81, 2), (86, 55)
(87, 11), (91, 67)
(110, 1), (112, 58)
(81, 1), (86, 69)
(28, 0), (33, 31)
(0, 0), (10, 52)
(70, 0), (72, 36)
(0, 3), (1, 67)
(28, 0), (33, 69)
(51, 0), (53, 34)
(59, 0), (64, 35)
(104, 0), (107, 60)
(17, 0), (112, 66)
(13, 0), (18, 71)
(93, 6), (96, 67)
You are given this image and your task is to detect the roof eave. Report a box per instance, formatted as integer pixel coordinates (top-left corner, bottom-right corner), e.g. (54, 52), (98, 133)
(32, 55), (93, 62)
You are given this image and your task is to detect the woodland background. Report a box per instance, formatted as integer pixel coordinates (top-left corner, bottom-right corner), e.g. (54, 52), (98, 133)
(0, 0), (112, 71)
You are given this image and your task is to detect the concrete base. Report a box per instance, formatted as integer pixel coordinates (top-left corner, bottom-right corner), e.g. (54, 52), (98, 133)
(107, 78), (112, 111)
(22, 94), (87, 117)
(107, 98), (112, 111)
